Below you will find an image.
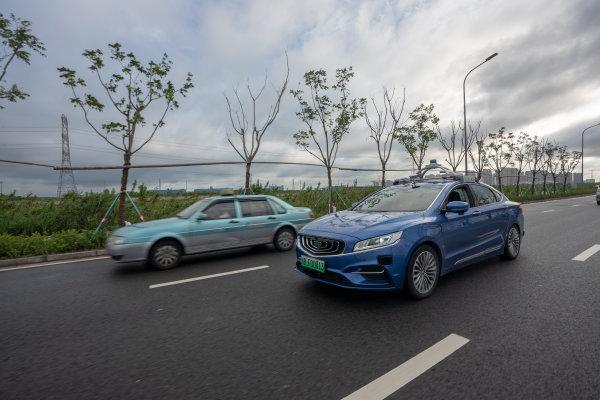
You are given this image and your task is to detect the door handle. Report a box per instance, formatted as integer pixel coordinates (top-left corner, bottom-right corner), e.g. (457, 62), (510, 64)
(267, 216), (277, 220)
(229, 220), (239, 223)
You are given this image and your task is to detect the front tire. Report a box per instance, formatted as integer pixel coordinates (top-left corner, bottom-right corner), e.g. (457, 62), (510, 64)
(502, 224), (521, 260)
(597, 200), (600, 205)
(405, 245), (440, 299)
(273, 228), (295, 252)
(149, 240), (182, 270)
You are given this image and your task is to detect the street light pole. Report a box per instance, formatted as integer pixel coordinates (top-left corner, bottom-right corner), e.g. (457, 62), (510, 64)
(581, 122), (600, 184)
(463, 52), (498, 175)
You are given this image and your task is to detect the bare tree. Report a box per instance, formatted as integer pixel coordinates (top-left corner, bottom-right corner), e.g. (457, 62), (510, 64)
(58, 43), (193, 226)
(545, 141), (562, 193)
(363, 87), (406, 186)
(397, 104), (439, 172)
(512, 132), (531, 195)
(485, 127), (513, 191)
(224, 54), (289, 190)
(437, 120), (478, 172)
(291, 67), (365, 212)
(526, 135), (545, 194)
(559, 150), (582, 191)
(468, 123), (487, 181)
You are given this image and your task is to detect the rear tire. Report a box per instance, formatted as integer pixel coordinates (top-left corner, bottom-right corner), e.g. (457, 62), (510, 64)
(149, 240), (182, 270)
(597, 200), (600, 205)
(405, 245), (440, 299)
(501, 224), (521, 260)
(273, 228), (295, 252)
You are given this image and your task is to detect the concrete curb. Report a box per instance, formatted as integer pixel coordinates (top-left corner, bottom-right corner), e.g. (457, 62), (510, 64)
(0, 249), (108, 268)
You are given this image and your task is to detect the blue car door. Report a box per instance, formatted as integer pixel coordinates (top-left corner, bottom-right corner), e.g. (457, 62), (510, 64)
(238, 198), (279, 245)
(186, 199), (245, 253)
(466, 184), (506, 259)
(439, 185), (480, 270)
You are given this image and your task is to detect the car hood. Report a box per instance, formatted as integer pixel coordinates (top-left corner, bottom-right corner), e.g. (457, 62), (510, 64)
(112, 217), (183, 236)
(300, 210), (421, 240)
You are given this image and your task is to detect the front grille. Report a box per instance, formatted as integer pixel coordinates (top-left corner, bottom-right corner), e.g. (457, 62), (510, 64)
(300, 235), (345, 256)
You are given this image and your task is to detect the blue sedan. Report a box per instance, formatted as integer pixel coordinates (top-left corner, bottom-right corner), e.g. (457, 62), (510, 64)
(296, 179), (524, 298)
(107, 195), (314, 270)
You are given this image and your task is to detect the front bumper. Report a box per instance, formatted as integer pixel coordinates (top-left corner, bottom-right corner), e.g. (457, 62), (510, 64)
(106, 241), (150, 263)
(295, 240), (409, 291)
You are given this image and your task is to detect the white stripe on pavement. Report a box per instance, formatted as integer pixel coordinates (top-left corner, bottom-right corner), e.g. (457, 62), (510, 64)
(341, 334), (470, 400)
(0, 256), (110, 272)
(572, 245), (600, 262)
(149, 265), (270, 289)
(542, 209), (555, 213)
(571, 204), (580, 207)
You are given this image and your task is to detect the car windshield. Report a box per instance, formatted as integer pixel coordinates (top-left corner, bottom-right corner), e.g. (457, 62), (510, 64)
(353, 184), (443, 212)
(176, 199), (211, 219)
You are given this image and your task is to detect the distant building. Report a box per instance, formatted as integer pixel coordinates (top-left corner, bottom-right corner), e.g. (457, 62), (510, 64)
(193, 187), (231, 194)
(149, 188), (186, 195)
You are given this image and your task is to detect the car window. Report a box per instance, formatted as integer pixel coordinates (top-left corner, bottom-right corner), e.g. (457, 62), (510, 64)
(445, 187), (470, 206)
(240, 199), (274, 217)
(177, 199), (211, 219)
(353, 184), (443, 212)
(470, 184), (497, 206)
(490, 188), (503, 201)
(269, 199), (287, 214)
(203, 201), (236, 220)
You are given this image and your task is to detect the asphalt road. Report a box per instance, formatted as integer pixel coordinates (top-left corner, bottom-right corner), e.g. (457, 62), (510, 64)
(1, 195), (600, 400)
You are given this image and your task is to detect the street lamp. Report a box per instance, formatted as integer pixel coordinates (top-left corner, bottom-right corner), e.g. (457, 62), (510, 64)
(581, 122), (600, 184)
(463, 52), (498, 175)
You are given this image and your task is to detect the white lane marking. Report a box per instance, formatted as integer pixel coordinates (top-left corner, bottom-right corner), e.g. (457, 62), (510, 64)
(149, 265), (270, 289)
(0, 256), (110, 272)
(342, 334), (470, 400)
(572, 204), (580, 207)
(572, 245), (600, 262)
(542, 209), (555, 213)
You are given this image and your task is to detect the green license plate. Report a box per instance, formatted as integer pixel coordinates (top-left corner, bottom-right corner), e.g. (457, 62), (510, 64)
(300, 256), (326, 273)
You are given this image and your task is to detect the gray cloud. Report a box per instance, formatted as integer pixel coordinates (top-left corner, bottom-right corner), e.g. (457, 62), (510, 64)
(1, 0), (600, 196)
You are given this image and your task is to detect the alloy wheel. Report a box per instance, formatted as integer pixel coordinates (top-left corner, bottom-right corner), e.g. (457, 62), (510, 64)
(154, 244), (179, 267)
(507, 226), (520, 257)
(277, 230), (295, 250)
(412, 250), (438, 295)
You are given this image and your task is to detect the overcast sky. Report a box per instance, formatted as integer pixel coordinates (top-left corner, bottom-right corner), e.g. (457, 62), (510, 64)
(1, 0), (600, 196)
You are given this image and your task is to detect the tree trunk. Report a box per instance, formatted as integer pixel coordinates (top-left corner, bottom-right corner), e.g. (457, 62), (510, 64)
(516, 173), (521, 196)
(497, 173), (503, 192)
(562, 175), (568, 192)
(542, 175), (547, 193)
(552, 177), (557, 193)
(118, 152), (131, 227)
(244, 162), (251, 190)
(380, 165), (386, 187)
(326, 166), (333, 213)
(530, 173), (536, 194)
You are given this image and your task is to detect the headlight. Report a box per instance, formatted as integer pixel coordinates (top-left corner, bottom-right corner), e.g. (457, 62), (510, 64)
(109, 236), (126, 245)
(353, 231), (402, 252)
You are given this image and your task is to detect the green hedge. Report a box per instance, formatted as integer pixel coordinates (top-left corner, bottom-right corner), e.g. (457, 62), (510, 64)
(0, 230), (107, 259)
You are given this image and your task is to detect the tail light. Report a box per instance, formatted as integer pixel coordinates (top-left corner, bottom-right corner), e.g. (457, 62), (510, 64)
(517, 204), (523, 214)
(309, 210), (315, 219)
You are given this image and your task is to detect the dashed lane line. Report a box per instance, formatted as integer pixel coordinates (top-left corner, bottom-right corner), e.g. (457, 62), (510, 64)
(572, 245), (600, 262)
(149, 265), (270, 289)
(341, 334), (470, 400)
(542, 209), (555, 213)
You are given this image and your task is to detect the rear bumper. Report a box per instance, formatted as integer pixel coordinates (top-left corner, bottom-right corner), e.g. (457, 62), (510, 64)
(106, 242), (149, 263)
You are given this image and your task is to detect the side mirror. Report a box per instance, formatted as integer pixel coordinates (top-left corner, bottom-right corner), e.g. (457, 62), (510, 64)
(196, 212), (207, 220)
(444, 201), (469, 214)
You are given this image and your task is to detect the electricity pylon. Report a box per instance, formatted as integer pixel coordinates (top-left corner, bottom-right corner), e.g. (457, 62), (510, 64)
(57, 114), (77, 197)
